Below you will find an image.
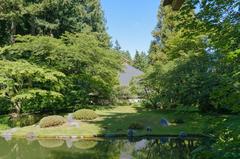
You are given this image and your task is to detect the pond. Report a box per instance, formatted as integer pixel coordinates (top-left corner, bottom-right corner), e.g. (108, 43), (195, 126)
(0, 136), (203, 159)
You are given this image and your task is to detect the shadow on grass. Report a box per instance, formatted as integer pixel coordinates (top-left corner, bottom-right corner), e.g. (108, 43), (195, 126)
(92, 105), (209, 136)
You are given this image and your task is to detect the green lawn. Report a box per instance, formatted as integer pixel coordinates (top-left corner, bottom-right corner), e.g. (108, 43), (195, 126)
(1, 105), (216, 138)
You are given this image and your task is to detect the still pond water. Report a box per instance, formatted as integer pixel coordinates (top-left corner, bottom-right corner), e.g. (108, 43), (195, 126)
(0, 137), (203, 159)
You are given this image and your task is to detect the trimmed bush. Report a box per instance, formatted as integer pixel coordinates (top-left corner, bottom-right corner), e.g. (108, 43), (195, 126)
(73, 109), (98, 120)
(39, 115), (66, 128)
(128, 122), (144, 130)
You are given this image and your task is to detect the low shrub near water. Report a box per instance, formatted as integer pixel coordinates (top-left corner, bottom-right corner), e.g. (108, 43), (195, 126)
(128, 122), (144, 130)
(171, 118), (184, 124)
(39, 115), (66, 128)
(73, 109), (98, 120)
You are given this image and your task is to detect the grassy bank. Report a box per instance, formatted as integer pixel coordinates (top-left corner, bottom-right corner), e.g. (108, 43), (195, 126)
(1, 105), (217, 138)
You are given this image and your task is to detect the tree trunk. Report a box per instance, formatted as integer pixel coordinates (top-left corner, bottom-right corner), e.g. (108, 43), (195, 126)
(10, 20), (16, 44)
(14, 101), (21, 115)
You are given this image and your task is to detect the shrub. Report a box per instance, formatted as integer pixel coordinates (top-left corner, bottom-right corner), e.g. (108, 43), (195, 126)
(0, 97), (11, 114)
(128, 122), (144, 130)
(9, 114), (42, 127)
(73, 109), (98, 120)
(171, 118), (184, 124)
(39, 115), (66, 128)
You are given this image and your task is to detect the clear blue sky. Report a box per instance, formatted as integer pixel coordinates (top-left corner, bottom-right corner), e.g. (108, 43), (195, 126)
(101, 0), (160, 57)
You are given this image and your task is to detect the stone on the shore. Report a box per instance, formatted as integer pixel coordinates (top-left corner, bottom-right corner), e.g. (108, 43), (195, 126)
(160, 118), (169, 127)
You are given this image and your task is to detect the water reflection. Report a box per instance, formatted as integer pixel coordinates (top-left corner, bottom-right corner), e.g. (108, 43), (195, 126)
(0, 137), (203, 159)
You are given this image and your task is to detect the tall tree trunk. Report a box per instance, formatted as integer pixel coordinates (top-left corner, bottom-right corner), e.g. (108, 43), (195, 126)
(10, 20), (16, 44)
(14, 101), (21, 116)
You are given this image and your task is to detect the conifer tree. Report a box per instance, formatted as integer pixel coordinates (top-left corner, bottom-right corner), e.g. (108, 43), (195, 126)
(133, 50), (148, 71)
(114, 40), (121, 51)
(0, 0), (109, 45)
(148, 3), (180, 63)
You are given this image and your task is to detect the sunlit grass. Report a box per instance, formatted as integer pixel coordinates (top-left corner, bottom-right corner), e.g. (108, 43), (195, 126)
(1, 105), (219, 138)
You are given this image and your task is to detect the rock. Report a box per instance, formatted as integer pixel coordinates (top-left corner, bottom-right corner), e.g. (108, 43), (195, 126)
(127, 129), (134, 137)
(67, 114), (74, 123)
(160, 137), (169, 144)
(2, 131), (12, 141)
(10, 128), (18, 133)
(160, 118), (169, 127)
(146, 127), (152, 133)
(26, 132), (36, 141)
(71, 135), (77, 139)
(179, 131), (187, 139)
(135, 139), (147, 150)
(58, 135), (68, 140)
(120, 152), (132, 159)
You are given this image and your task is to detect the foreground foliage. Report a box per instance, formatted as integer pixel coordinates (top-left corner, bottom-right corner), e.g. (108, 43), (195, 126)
(0, 33), (122, 114)
(193, 116), (240, 159)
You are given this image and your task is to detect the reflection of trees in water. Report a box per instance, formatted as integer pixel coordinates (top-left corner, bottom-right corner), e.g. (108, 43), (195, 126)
(133, 138), (199, 159)
(0, 137), (202, 159)
(0, 138), (53, 159)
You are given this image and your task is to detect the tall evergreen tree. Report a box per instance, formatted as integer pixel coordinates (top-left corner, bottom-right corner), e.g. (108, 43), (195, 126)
(133, 50), (148, 71)
(148, 3), (180, 63)
(0, 0), (109, 45)
(114, 40), (121, 51)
